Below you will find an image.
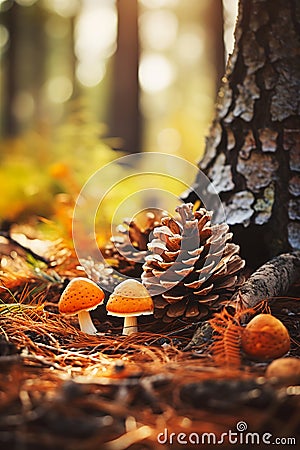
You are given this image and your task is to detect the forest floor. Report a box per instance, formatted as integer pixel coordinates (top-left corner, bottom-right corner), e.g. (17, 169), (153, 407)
(0, 230), (299, 450)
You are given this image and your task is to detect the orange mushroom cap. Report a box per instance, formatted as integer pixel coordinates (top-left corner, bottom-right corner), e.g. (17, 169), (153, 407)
(241, 314), (290, 361)
(106, 279), (153, 317)
(58, 277), (105, 315)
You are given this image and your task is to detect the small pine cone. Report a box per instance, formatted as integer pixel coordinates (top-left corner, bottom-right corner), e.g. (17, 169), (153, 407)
(103, 209), (167, 278)
(142, 203), (245, 323)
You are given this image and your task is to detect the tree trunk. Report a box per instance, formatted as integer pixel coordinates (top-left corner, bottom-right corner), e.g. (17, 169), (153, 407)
(110, 0), (141, 153)
(183, 0), (300, 269)
(205, 0), (225, 94)
(1, 2), (46, 136)
(2, 2), (19, 136)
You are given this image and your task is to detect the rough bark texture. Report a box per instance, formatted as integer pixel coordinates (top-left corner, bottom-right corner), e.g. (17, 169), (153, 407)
(183, 0), (300, 268)
(232, 251), (300, 310)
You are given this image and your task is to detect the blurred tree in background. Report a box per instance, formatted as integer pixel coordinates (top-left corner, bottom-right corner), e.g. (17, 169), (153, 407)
(0, 0), (238, 231)
(110, 0), (140, 153)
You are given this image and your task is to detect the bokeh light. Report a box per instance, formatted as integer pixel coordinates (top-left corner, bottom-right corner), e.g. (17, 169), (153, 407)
(43, 0), (80, 18)
(139, 10), (178, 51)
(176, 27), (204, 65)
(0, 0), (240, 179)
(140, 0), (179, 8)
(76, 61), (106, 88)
(0, 0), (13, 12)
(15, 0), (38, 6)
(45, 76), (73, 104)
(139, 53), (176, 93)
(0, 25), (9, 51)
(75, 0), (117, 88)
(157, 127), (182, 153)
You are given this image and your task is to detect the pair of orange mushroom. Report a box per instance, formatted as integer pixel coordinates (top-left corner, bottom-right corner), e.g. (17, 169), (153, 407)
(58, 277), (153, 335)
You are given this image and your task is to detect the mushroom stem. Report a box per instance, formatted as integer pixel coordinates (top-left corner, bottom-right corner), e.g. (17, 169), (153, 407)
(77, 310), (97, 335)
(123, 316), (137, 335)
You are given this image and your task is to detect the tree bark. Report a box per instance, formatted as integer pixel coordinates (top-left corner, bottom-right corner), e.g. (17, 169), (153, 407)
(183, 0), (300, 269)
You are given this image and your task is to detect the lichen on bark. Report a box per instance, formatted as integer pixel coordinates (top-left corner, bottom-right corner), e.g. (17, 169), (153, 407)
(184, 0), (300, 264)
(288, 223), (300, 249)
(239, 129), (256, 160)
(289, 175), (300, 197)
(224, 191), (254, 226)
(254, 183), (275, 225)
(232, 74), (260, 122)
(258, 128), (278, 152)
(200, 122), (222, 170)
(207, 153), (235, 193)
(237, 151), (279, 193)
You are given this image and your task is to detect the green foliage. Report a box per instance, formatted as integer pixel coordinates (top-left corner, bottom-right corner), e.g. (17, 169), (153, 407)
(0, 106), (204, 247)
(0, 109), (117, 239)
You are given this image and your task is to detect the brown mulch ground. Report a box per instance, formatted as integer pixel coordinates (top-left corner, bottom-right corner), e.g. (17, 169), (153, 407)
(0, 234), (299, 449)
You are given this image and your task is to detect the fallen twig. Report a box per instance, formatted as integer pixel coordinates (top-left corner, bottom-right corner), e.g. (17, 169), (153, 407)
(20, 351), (66, 371)
(231, 251), (300, 310)
(0, 230), (50, 264)
(102, 425), (153, 450)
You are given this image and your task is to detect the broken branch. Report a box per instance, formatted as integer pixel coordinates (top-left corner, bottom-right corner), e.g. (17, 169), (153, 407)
(231, 251), (300, 310)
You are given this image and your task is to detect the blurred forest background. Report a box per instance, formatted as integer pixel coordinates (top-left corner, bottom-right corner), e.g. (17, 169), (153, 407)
(0, 0), (238, 241)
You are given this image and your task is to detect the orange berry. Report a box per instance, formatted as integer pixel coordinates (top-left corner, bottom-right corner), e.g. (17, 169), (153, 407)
(241, 314), (290, 361)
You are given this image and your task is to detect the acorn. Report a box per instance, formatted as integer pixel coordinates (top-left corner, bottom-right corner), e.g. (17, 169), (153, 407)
(265, 357), (300, 383)
(241, 314), (290, 361)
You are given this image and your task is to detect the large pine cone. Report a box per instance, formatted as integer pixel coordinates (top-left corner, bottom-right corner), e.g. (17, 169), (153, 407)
(142, 203), (245, 322)
(103, 209), (167, 277)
